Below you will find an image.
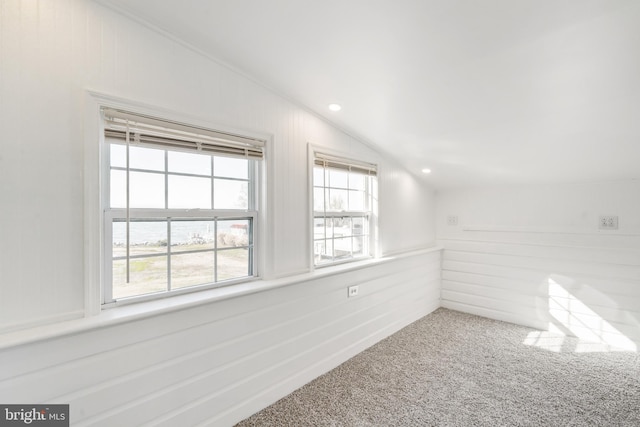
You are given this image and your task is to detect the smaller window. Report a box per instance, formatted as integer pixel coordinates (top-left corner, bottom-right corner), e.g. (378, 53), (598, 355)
(313, 152), (377, 266)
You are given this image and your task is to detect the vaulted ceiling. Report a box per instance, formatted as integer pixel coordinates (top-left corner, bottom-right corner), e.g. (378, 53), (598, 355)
(99, 0), (640, 189)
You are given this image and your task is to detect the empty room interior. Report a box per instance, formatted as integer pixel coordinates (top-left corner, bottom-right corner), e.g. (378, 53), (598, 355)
(0, 0), (639, 425)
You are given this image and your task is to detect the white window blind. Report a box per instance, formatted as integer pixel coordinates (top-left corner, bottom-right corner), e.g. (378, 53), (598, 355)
(313, 152), (377, 176)
(103, 108), (265, 159)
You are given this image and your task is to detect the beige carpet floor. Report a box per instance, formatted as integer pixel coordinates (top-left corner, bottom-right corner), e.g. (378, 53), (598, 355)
(236, 308), (640, 426)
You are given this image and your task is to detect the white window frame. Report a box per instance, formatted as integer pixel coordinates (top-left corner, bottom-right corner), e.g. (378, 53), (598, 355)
(85, 92), (268, 312)
(309, 145), (378, 268)
(101, 167), (259, 306)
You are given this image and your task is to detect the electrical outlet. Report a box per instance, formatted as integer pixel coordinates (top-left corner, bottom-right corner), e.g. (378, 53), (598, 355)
(348, 285), (359, 298)
(447, 215), (459, 226)
(598, 215), (618, 230)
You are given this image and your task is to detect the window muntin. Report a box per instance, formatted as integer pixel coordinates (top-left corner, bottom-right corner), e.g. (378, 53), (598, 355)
(313, 155), (377, 266)
(102, 110), (262, 305)
(108, 214), (254, 301)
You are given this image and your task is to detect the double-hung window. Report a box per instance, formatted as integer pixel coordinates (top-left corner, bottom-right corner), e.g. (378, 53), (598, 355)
(313, 152), (377, 266)
(102, 109), (264, 305)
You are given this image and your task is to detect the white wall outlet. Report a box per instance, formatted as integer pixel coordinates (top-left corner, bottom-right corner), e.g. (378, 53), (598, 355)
(447, 215), (459, 226)
(348, 285), (359, 298)
(598, 215), (618, 230)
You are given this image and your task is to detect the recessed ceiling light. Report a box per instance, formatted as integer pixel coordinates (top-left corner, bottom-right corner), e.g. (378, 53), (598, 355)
(328, 103), (342, 112)
(421, 168), (432, 174)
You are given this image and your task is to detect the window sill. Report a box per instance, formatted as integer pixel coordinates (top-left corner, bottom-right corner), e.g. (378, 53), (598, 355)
(0, 246), (442, 351)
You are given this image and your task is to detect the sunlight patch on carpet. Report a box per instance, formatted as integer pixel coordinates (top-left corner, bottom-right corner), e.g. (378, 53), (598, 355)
(524, 276), (637, 353)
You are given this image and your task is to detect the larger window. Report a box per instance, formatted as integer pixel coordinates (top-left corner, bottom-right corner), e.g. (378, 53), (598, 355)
(313, 152), (377, 266)
(102, 109), (264, 305)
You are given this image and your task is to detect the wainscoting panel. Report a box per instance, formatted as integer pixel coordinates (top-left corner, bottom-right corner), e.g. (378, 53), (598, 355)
(0, 250), (441, 426)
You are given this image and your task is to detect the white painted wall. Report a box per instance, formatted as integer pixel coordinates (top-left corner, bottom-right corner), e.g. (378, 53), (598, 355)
(0, 0), (439, 425)
(437, 180), (640, 350)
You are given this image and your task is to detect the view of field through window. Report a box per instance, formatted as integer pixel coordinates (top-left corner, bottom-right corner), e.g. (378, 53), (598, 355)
(111, 219), (251, 299)
(107, 142), (255, 301)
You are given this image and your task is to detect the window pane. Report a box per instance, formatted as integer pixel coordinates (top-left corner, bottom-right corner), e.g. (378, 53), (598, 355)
(168, 175), (211, 209)
(129, 146), (165, 171)
(214, 156), (248, 179)
(349, 190), (364, 211)
(328, 189), (348, 211)
(352, 217), (366, 236)
(171, 251), (215, 289)
(168, 151), (211, 175)
(110, 144), (126, 168)
(313, 158), (375, 267)
(113, 256), (167, 299)
(314, 217), (329, 240)
(313, 167), (325, 186)
(324, 239), (335, 260)
(113, 220), (167, 258)
(217, 248), (250, 281)
(332, 217), (352, 238)
(314, 239), (329, 264)
(372, 177), (379, 203)
(170, 220), (215, 252)
(110, 170), (126, 208)
(333, 237), (352, 259)
(313, 187), (325, 211)
(353, 235), (368, 257)
(349, 173), (365, 190)
(214, 179), (248, 209)
(130, 171), (165, 208)
(217, 219), (250, 248)
(313, 218), (326, 239)
(329, 169), (348, 188)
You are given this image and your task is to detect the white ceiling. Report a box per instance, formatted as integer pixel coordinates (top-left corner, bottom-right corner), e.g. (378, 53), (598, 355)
(100, 0), (640, 189)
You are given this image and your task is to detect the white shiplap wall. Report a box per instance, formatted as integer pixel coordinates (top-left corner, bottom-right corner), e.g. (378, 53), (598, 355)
(437, 183), (640, 350)
(0, 250), (441, 426)
(0, 0), (439, 425)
